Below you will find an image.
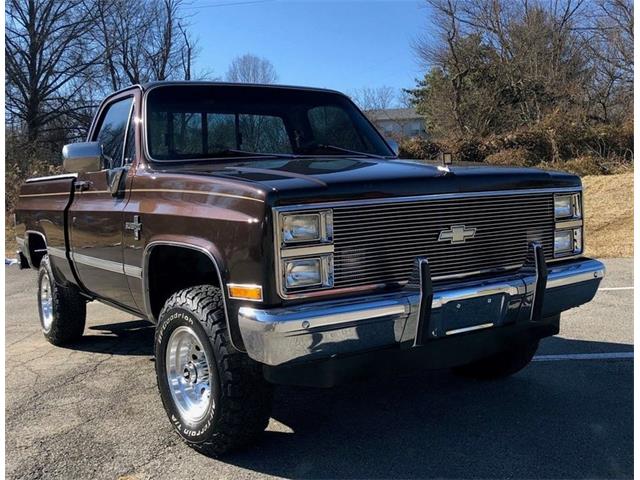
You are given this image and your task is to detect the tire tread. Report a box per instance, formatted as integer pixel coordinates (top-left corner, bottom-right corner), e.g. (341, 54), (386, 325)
(157, 285), (272, 456)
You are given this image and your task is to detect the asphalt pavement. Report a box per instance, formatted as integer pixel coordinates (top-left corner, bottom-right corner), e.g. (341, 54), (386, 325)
(5, 259), (633, 480)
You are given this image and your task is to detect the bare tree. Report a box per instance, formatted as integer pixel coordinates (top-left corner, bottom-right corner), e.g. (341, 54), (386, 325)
(225, 54), (278, 84)
(349, 86), (396, 111)
(90, 0), (198, 90)
(178, 22), (195, 80)
(5, 0), (99, 141)
(585, 0), (633, 122)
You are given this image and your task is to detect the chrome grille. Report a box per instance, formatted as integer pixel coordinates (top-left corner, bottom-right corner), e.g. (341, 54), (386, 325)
(332, 192), (555, 288)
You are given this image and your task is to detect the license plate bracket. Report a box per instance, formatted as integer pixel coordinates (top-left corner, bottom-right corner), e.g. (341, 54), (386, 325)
(441, 293), (505, 335)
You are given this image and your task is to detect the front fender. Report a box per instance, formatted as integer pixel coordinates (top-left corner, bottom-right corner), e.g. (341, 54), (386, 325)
(141, 235), (249, 350)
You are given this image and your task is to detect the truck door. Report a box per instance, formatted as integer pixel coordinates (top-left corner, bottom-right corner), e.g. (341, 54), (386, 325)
(68, 92), (138, 310)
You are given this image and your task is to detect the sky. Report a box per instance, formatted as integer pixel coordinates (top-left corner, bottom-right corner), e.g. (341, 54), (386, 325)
(187, 0), (434, 103)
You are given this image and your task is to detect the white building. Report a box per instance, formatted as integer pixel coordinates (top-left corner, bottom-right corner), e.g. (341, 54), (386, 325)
(366, 108), (427, 139)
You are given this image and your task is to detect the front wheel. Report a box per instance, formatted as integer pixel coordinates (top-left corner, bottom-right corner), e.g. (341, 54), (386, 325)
(452, 338), (539, 380)
(154, 285), (272, 456)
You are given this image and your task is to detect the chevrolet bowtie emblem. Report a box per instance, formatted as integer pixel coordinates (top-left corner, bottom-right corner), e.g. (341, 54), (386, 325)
(438, 225), (477, 244)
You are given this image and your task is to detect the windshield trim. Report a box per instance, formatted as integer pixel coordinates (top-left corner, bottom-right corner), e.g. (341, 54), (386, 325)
(141, 83), (397, 164)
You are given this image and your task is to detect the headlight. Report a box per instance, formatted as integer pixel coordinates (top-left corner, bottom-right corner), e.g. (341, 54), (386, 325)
(282, 214), (321, 243)
(554, 228), (583, 256)
(553, 192), (584, 258)
(554, 229), (573, 253)
(285, 258), (322, 288)
(554, 193), (581, 219)
(276, 209), (335, 296)
(280, 210), (333, 245)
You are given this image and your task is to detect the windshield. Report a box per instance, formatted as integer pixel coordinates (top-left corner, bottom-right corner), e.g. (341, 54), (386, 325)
(145, 84), (393, 161)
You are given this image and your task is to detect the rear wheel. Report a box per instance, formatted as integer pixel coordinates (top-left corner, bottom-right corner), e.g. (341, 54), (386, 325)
(37, 255), (86, 345)
(155, 285), (272, 456)
(452, 338), (539, 379)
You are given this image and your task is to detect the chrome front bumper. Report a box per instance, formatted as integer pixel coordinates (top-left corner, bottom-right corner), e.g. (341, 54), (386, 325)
(238, 257), (605, 366)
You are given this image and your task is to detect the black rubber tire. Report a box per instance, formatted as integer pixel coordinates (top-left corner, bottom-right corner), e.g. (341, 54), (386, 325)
(154, 285), (273, 456)
(452, 339), (539, 380)
(37, 255), (86, 346)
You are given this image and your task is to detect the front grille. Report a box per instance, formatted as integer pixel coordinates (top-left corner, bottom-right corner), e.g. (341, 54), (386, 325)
(332, 192), (555, 288)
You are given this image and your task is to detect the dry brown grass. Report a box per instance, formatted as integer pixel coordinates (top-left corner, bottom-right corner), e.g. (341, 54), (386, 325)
(5, 222), (17, 258)
(583, 172), (633, 258)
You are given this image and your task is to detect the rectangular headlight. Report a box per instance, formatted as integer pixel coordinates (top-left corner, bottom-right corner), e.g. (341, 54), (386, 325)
(554, 229), (573, 253)
(279, 210), (333, 246)
(554, 228), (583, 256)
(284, 258), (322, 288)
(282, 214), (320, 243)
(555, 193), (582, 220)
(275, 208), (335, 296)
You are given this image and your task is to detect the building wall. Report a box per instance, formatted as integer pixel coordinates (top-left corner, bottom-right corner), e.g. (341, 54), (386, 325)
(375, 118), (426, 139)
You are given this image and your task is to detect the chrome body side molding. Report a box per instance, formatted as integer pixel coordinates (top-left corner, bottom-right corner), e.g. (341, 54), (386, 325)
(56, 250), (143, 278)
(25, 173), (78, 183)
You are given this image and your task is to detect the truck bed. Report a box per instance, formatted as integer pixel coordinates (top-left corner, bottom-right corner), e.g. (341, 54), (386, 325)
(15, 174), (77, 282)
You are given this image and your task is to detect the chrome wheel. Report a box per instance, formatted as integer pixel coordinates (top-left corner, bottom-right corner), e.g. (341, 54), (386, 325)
(165, 326), (213, 423)
(39, 271), (54, 332)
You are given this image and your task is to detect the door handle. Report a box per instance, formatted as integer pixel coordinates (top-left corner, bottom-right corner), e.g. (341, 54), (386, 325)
(75, 181), (92, 191)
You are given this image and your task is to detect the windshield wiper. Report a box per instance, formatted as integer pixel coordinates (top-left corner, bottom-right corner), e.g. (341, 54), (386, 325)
(208, 148), (296, 159)
(298, 144), (388, 159)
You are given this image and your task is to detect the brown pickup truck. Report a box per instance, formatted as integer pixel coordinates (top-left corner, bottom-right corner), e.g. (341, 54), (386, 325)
(15, 81), (604, 455)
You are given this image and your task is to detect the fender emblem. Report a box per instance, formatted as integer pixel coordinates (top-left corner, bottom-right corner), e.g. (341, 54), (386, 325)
(438, 225), (476, 244)
(125, 215), (142, 240)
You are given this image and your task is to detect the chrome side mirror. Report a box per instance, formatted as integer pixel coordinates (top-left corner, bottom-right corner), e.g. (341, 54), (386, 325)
(62, 142), (102, 173)
(386, 139), (399, 156)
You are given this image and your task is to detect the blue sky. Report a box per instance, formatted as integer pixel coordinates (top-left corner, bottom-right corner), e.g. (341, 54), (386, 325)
(187, 0), (433, 102)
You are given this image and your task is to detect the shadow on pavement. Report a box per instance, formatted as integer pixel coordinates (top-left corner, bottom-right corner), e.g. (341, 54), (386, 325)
(222, 337), (632, 480)
(62, 319), (154, 356)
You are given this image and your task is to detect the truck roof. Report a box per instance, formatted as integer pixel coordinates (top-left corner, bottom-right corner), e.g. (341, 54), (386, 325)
(139, 80), (345, 96)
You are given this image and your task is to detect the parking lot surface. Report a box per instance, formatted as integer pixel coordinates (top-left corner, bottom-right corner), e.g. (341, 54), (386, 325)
(5, 259), (633, 479)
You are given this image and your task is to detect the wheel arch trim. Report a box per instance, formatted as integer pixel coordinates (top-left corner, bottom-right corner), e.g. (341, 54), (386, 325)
(24, 229), (48, 266)
(142, 239), (240, 351)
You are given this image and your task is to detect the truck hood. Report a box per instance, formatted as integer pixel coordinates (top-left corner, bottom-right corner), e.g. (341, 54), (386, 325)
(153, 157), (581, 205)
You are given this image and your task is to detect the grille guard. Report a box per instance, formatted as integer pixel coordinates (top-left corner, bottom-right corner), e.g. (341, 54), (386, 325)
(407, 242), (549, 346)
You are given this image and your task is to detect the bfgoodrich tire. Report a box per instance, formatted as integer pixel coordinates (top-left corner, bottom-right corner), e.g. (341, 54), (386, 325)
(154, 285), (272, 456)
(452, 338), (540, 380)
(37, 255), (86, 346)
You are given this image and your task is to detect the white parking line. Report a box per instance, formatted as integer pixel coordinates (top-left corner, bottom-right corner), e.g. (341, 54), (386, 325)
(599, 286), (634, 291)
(533, 352), (633, 361)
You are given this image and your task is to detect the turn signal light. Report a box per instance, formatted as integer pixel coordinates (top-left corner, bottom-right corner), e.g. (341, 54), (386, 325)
(227, 284), (263, 302)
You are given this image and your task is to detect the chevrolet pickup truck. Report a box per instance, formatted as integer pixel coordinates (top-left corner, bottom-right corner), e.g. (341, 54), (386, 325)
(15, 81), (604, 455)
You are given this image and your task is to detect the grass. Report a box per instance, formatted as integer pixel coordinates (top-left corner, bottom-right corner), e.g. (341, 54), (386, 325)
(5, 173), (632, 259)
(582, 172), (633, 258)
(5, 221), (17, 258)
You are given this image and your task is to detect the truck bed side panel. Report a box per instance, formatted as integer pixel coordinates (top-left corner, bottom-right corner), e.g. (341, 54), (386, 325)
(15, 176), (76, 284)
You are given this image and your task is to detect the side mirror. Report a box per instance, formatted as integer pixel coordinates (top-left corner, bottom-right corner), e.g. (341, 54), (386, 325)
(62, 142), (102, 173)
(386, 139), (399, 156)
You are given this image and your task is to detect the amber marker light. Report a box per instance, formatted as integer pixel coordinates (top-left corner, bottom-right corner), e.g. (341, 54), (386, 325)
(227, 284), (263, 302)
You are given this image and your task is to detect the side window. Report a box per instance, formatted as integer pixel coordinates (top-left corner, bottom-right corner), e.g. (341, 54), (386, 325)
(93, 97), (134, 170)
(124, 110), (136, 164)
